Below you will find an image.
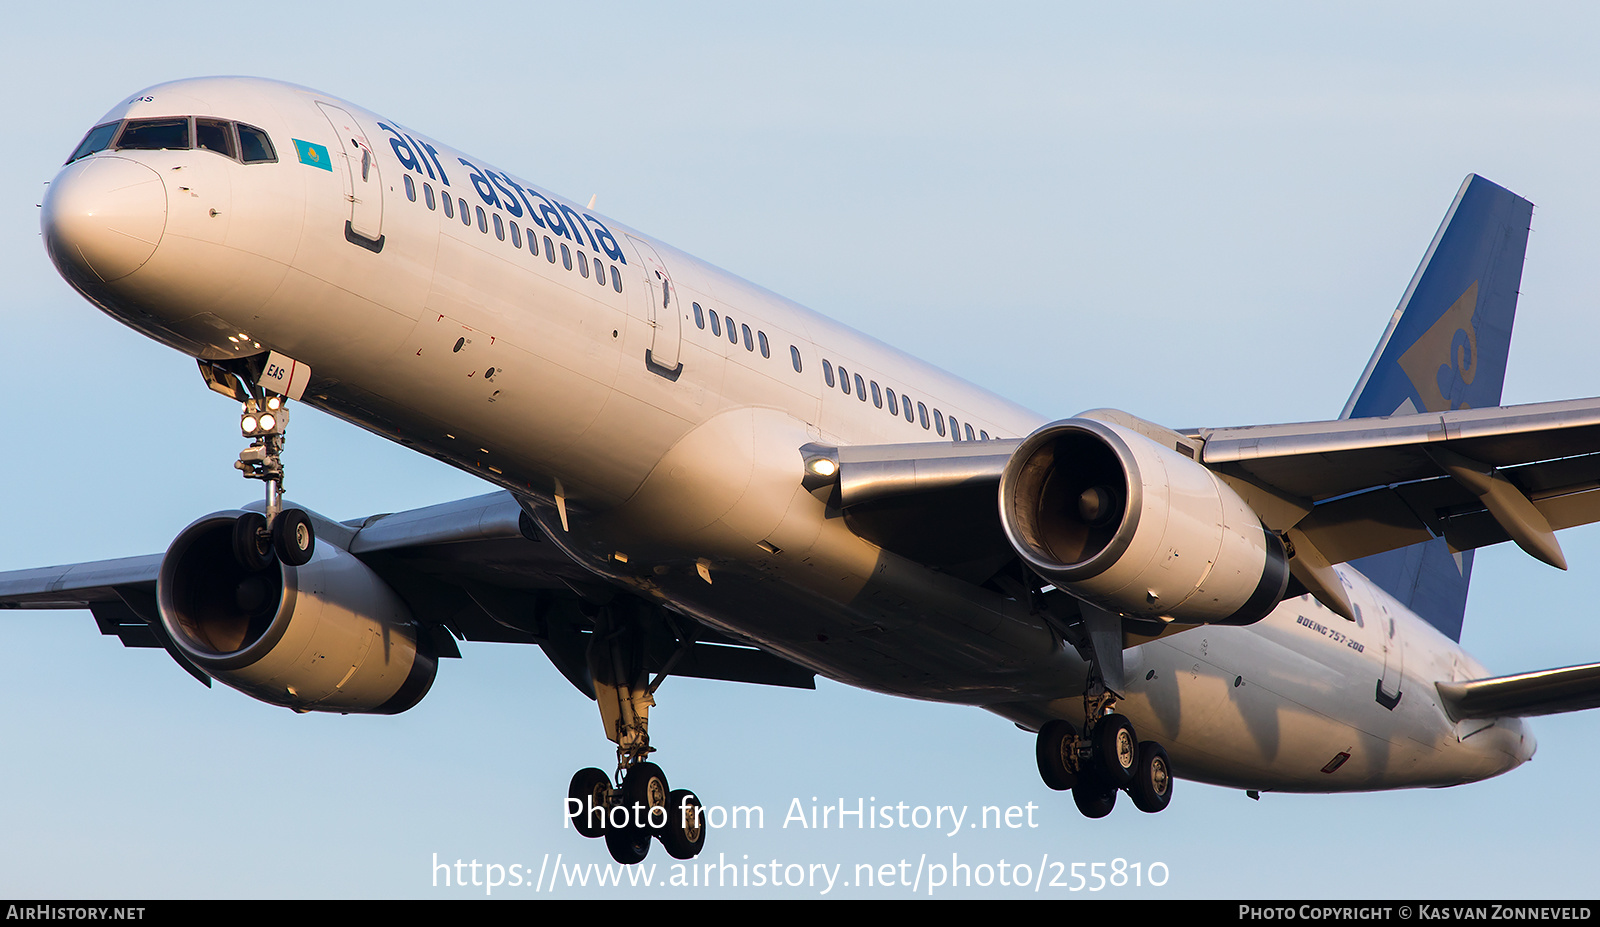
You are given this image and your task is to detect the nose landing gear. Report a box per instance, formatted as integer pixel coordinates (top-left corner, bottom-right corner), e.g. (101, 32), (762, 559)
(200, 356), (317, 571)
(229, 387), (314, 569)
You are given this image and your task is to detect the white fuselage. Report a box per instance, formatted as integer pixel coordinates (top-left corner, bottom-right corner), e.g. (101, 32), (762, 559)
(43, 77), (1532, 795)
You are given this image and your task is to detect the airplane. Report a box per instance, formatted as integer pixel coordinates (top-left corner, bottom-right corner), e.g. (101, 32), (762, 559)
(8, 75), (1600, 868)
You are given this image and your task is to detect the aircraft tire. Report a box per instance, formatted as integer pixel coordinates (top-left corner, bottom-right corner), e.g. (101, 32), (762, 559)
(1035, 720), (1079, 791)
(568, 767), (612, 839)
(660, 788), (707, 860)
(624, 762), (671, 834)
(1130, 741), (1174, 813)
(272, 508), (315, 566)
(1095, 715), (1138, 788)
(605, 822), (651, 864)
(1072, 771), (1117, 819)
(232, 512), (274, 571)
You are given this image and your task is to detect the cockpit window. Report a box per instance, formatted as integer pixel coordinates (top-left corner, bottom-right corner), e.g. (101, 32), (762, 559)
(88, 115), (276, 164)
(66, 122), (121, 164)
(237, 123), (276, 163)
(195, 118), (236, 159)
(116, 118), (191, 151)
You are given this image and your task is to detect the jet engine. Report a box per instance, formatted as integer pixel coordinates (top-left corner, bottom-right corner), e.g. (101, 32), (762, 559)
(999, 417), (1289, 625)
(156, 512), (436, 713)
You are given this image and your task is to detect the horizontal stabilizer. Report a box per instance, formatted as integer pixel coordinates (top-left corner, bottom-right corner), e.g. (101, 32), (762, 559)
(1435, 662), (1600, 720)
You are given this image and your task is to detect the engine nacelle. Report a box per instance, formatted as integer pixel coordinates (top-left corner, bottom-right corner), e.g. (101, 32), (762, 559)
(999, 417), (1289, 625)
(156, 512), (436, 713)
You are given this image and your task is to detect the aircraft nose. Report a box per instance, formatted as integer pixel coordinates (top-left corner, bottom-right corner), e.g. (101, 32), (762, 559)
(42, 156), (168, 283)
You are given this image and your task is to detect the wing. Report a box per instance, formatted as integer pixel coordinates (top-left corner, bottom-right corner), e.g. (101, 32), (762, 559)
(1196, 397), (1600, 570)
(0, 491), (814, 695)
(817, 399), (1600, 567)
(1436, 663), (1600, 720)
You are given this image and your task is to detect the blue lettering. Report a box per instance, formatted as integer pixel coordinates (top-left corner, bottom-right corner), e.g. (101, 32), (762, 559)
(377, 123), (419, 172)
(489, 172), (523, 219)
(458, 157), (501, 208)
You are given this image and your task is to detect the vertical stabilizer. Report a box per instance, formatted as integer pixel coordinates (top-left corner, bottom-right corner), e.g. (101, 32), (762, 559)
(1343, 175), (1533, 641)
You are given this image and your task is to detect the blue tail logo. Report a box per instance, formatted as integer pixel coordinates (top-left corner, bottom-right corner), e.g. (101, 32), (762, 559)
(1397, 281), (1477, 414)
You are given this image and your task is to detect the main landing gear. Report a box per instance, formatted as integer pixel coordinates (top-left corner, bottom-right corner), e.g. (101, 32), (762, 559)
(565, 605), (707, 864)
(1035, 706), (1173, 818)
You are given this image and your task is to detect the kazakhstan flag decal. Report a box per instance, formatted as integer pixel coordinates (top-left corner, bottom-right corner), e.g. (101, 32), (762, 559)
(294, 139), (333, 171)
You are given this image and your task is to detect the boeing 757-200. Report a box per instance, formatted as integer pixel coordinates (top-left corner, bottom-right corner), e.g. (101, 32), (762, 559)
(7, 76), (1600, 865)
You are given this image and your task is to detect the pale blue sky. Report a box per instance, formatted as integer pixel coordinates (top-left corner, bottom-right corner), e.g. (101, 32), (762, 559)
(3, 2), (1600, 898)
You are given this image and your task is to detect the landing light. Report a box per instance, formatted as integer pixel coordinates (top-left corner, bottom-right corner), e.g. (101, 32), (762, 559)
(807, 457), (838, 477)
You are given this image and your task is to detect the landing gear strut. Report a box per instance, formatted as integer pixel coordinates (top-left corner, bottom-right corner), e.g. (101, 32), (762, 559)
(564, 604), (707, 864)
(229, 386), (314, 569)
(1031, 597), (1175, 818)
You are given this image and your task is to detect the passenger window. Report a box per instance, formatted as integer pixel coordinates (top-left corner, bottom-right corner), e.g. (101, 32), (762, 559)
(790, 345), (802, 373)
(918, 402), (929, 429)
(904, 397), (915, 423)
(934, 410), (946, 437)
(195, 119), (236, 159)
(823, 359), (834, 387)
(742, 324), (753, 352)
(477, 206), (488, 233)
(578, 251), (589, 277)
(949, 416), (959, 440)
(116, 117), (190, 151)
(545, 237), (556, 262)
(66, 122), (120, 163)
(493, 213), (504, 240)
(980, 430), (989, 441)
(236, 123), (276, 163)
(855, 374), (867, 402)
(966, 424), (976, 441)
(870, 381), (882, 408)
(612, 266), (623, 293)
(561, 243), (572, 270)
(596, 262), (609, 286)
(460, 199), (471, 225)
(840, 367), (851, 395)
(510, 221), (521, 248)
(709, 309), (722, 337)
(693, 303), (705, 329)
(404, 174), (416, 201)
(443, 195), (455, 219)
(886, 388), (898, 416)
(424, 183), (436, 210)
(759, 331), (770, 358)
(726, 316), (739, 344)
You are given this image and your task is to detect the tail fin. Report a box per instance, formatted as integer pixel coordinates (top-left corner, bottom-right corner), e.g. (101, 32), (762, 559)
(1343, 174), (1534, 641)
